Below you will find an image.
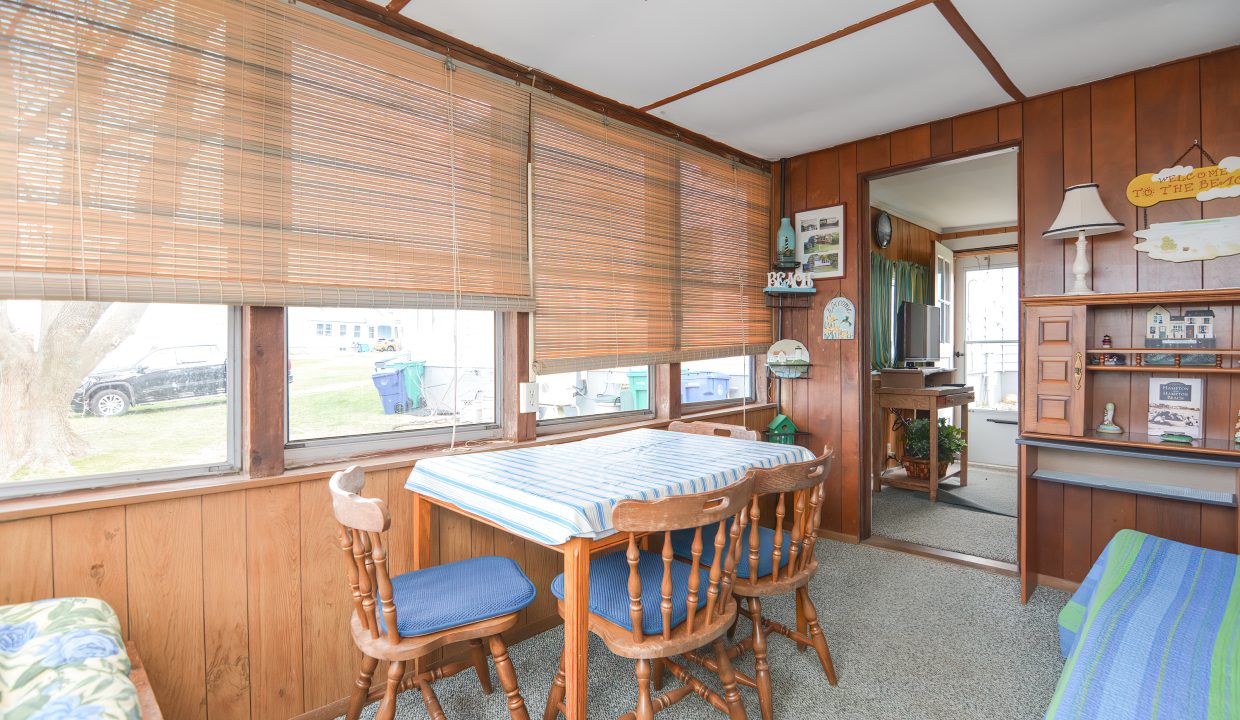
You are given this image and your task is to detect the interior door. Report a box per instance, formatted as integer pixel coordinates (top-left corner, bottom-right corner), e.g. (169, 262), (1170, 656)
(1023, 305), (1087, 436)
(958, 253), (1020, 466)
(934, 242), (954, 366)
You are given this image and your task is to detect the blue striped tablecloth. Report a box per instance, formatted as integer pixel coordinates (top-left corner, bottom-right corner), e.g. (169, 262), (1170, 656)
(405, 428), (815, 546)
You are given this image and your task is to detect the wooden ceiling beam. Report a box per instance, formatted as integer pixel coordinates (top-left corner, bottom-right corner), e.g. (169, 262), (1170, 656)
(932, 0), (1026, 101)
(640, 0), (934, 112)
(299, 0), (771, 170)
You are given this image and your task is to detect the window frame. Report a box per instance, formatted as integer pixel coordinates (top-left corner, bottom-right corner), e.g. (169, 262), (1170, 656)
(283, 310), (505, 467)
(535, 365), (657, 435)
(678, 354), (759, 412)
(0, 306), (244, 501)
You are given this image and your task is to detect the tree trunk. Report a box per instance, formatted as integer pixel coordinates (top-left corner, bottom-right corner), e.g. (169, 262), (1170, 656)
(0, 301), (147, 479)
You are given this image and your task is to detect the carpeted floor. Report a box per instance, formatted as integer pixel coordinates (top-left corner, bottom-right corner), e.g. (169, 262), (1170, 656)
(872, 465), (1019, 564)
(935, 466), (1019, 517)
(341, 539), (1067, 720)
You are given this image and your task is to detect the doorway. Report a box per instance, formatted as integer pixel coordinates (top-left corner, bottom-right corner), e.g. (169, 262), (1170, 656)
(864, 148), (1020, 566)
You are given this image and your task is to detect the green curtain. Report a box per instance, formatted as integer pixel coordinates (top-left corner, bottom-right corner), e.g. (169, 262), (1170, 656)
(894, 260), (933, 307)
(870, 254), (895, 370)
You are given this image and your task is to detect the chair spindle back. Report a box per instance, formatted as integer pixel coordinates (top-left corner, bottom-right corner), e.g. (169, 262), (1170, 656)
(667, 420), (760, 441)
(611, 474), (756, 643)
(747, 448), (833, 584)
(329, 466), (400, 644)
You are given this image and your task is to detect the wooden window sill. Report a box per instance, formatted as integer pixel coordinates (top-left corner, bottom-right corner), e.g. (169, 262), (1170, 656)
(0, 403), (775, 521)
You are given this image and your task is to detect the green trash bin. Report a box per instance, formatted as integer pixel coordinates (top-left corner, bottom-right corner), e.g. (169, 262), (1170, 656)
(621, 369), (650, 411)
(387, 360), (426, 410)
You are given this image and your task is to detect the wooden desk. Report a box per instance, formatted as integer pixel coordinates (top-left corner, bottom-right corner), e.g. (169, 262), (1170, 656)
(872, 386), (974, 502)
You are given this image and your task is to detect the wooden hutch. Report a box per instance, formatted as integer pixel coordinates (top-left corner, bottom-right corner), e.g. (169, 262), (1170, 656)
(1019, 289), (1240, 601)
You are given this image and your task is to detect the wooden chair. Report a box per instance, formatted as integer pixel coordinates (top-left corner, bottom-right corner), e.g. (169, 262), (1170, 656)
(666, 420), (759, 441)
(330, 466), (536, 720)
(711, 448), (837, 720)
(543, 475), (758, 720)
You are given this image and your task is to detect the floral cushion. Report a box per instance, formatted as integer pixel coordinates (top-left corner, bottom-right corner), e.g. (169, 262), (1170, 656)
(0, 597), (139, 720)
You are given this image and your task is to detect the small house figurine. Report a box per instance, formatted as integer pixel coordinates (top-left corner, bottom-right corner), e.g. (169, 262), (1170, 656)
(1234, 409), (1240, 445)
(767, 414), (799, 445)
(1146, 305), (1216, 348)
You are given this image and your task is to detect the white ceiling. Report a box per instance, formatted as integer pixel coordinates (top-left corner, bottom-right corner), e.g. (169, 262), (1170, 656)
(653, 6), (1008, 159)
(870, 149), (1018, 232)
(397, 0), (1240, 159)
(953, 0), (1240, 97)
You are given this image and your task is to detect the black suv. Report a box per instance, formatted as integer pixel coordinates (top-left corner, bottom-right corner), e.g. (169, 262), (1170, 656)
(71, 345), (226, 417)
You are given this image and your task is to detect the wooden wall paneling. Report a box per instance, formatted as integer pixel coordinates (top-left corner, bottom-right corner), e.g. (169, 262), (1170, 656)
(51, 507), (128, 635)
(299, 477), (369, 710)
(889, 125), (931, 167)
(502, 312), (536, 442)
(951, 109), (998, 152)
(1061, 86), (1093, 290)
(0, 517), (52, 604)
(1201, 48), (1240, 288)
(997, 103), (1022, 142)
(1060, 485), (1093, 582)
(384, 468), (415, 577)
(1135, 60), (1203, 292)
(127, 498), (206, 720)
(806, 149), (840, 209)
(1200, 504), (1237, 554)
(856, 135), (890, 175)
(930, 119), (953, 157)
(1090, 488), (1137, 558)
(202, 491), (251, 720)
(786, 155), (810, 447)
(1034, 479), (1064, 578)
(1089, 75), (1139, 294)
(1018, 444), (1036, 602)
(1022, 94), (1066, 297)
(1135, 495), (1201, 546)
(1128, 306), (1153, 434)
(838, 142), (863, 537)
(246, 484), (304, 719)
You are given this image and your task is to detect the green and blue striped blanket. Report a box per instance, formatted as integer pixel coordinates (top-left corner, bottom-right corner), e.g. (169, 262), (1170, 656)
(1048, 529), (1240, 719)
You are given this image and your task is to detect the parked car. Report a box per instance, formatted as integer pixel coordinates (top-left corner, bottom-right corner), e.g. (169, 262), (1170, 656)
(71, 345), (226, 417)
(374, 338), (401, 351)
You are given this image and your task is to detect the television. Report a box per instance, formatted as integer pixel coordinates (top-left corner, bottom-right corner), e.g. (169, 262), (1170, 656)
(896, 302), (941, 364)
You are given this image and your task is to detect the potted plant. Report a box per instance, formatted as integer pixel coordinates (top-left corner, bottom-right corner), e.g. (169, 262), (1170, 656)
(901, 417), (966, 480)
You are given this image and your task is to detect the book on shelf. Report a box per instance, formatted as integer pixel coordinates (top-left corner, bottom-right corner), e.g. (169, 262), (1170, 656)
(1147, 377), (1203, 439)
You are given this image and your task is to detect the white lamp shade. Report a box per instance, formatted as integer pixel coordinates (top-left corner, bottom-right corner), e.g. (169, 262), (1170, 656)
(1043, 183), (1124, 239)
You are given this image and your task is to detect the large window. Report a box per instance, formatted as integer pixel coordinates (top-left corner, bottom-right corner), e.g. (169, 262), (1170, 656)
(963, 263), (1019, 411)
(0, 302), (237, 495)
(286, 308), (498, 454)
(536, 366), (651, 424)
(680, 357), (755, 407)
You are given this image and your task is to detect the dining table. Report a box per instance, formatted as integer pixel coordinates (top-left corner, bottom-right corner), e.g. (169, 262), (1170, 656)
(404, 427), (814, 719)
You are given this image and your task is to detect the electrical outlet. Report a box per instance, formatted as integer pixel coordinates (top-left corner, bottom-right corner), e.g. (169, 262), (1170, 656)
(519, 382), (539, 414)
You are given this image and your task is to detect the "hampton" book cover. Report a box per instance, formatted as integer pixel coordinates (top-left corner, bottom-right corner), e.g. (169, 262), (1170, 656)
(1147, 377), (1203, 438)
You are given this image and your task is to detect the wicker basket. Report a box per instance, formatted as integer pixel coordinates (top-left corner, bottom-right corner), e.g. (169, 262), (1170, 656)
(901, 457), (949, 480)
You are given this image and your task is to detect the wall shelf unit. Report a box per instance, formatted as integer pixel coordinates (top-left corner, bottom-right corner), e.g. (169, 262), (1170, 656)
(1019, 294), (1240, 602)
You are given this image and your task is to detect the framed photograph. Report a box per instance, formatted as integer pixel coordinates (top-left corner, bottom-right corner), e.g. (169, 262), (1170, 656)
(794, 204), (845, 279)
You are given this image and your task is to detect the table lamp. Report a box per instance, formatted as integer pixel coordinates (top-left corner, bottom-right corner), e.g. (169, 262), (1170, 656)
(1042, 183), (1123, 294)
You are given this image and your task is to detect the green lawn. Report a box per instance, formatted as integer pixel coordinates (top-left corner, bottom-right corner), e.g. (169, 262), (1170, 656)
(9, 353), (472, 483)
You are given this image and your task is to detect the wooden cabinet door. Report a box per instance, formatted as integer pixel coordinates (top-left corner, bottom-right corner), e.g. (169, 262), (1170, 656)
(1023, 305), (1087, 436)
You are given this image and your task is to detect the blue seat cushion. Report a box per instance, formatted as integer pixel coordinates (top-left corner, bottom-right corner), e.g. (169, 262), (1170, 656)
(669, 521), (792, 579)
(550, 550), (710, 635)
(380, 556), (536, 637)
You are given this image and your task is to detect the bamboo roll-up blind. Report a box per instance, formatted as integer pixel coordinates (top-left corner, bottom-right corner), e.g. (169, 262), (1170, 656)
(530, 97), (771, 374)
(677, 146), (772, 360)
(0, 0), (533, 310)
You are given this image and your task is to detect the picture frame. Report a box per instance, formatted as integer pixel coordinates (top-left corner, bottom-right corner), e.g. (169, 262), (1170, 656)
(794, 204), (846, 280)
